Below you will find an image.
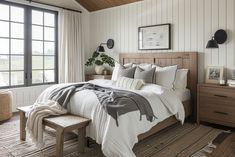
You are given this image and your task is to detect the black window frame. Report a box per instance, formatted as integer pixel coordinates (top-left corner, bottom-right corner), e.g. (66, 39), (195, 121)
(0, 1), (58, 89)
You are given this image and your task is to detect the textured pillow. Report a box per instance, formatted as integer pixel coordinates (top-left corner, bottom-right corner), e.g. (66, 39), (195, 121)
(174, 69), (189, 89)
(132, 63), (152, 70)
(111, 62), (133, 81)
(155, 65), (178, 89)
(116, 77), (145, 90)
(134, 67), (156, 83)
(119, 66), (136, 78)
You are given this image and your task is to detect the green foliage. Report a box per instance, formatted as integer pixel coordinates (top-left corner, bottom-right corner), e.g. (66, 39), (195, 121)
(85, 51), (115, 67)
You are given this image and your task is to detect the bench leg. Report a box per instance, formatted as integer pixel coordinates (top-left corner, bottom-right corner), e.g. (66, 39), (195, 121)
(78, 127), (86, 153)
(56, 129), (64, 157)
(19, 111), (26, 141)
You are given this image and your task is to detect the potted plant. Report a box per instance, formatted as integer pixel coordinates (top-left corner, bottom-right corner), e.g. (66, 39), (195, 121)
(85, 51), (115, 75)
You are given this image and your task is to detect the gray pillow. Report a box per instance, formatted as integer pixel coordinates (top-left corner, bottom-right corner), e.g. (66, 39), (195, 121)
(119, 66), (136, 78)
(134, 67), (156, 83)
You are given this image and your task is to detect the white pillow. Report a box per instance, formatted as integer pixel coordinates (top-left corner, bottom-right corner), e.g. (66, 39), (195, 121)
(116, 77), (145, 90)
(111, 62), (132, 81)
(154, 65), (178, 89)
(132, 63), (152, 70)
(174, 69), (188, 89)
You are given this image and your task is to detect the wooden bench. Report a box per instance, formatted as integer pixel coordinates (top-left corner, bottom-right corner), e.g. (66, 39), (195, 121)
(17, 106), (91, 157)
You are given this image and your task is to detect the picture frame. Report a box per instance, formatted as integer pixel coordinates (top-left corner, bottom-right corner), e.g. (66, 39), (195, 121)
(138, 23), (171, 50)
(205, 65), (224, 84)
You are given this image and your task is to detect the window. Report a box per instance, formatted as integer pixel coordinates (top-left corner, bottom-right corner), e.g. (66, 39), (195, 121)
(0, 2), (58, 88)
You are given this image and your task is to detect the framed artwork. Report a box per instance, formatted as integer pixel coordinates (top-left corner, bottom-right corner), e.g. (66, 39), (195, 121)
(138, 23), (171, 50)
(205, 66), (224, 84)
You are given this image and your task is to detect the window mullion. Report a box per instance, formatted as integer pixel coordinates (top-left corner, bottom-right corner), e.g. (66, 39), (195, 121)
(24, 7), (32, 86)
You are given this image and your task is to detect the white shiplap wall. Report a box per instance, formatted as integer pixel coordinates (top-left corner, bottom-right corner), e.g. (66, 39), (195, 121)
(10, 85), (51, 112)
(89, 0), (235, 82)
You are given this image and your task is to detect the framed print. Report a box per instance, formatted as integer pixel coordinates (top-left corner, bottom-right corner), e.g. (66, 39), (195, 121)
(138, 23), (171, 50)
(206, 66), (224, 84)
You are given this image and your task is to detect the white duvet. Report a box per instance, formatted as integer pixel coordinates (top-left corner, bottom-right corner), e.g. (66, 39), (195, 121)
(37, 79), (185, 157)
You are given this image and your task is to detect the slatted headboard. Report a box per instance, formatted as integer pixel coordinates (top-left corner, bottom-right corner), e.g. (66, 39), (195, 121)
(119, 52), (198, 120)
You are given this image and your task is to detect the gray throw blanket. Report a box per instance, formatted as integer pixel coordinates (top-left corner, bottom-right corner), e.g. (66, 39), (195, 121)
(49, 83), (157, 125)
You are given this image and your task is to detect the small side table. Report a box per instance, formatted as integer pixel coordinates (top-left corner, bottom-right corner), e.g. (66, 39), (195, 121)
(85, 74), (112, 81)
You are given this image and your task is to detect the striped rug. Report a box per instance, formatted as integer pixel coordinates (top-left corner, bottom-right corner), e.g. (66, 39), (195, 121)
(0, 116), (234, 157)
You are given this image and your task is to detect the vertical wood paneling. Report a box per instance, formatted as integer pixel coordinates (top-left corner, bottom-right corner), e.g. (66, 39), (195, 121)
(227, 0), (234, 78)
(89, 0), (235, 82)
(10, 85), (50, 112)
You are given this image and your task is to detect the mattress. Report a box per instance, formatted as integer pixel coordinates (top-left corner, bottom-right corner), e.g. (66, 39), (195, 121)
(173, 88), (191, 102)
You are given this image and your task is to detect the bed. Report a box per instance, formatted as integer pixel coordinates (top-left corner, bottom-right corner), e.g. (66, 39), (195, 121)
(119, 52), (198, 141)
(31, 52), (198, 157)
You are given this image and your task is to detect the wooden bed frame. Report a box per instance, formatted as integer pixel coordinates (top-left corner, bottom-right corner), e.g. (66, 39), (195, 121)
(119, 52), (198, 141)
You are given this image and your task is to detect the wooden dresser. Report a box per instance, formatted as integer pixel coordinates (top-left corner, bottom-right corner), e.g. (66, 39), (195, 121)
(85, 74), (112, 81)
(197, 83), (235, 127)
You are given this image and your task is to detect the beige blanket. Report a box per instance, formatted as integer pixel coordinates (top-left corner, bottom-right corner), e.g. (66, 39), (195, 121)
(26, 100), (67, 148)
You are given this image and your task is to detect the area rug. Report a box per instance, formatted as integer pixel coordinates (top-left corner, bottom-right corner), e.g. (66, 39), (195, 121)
(0, 116), (234, 157)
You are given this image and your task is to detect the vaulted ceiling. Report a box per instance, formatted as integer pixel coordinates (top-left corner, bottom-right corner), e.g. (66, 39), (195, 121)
(75, 0), (142, 12)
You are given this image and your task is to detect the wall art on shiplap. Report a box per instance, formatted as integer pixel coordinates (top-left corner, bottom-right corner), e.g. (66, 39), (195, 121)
(138, 24), (171, 50)
(88, 0), (235, 83)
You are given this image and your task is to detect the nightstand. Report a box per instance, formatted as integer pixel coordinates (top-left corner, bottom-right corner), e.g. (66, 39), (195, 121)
(85, 74), (112, 81)
(197, 83), (235, 127)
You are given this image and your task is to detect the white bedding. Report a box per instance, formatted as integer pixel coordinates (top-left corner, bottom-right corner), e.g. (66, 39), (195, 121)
(174, 88), (191, 102)
(38, 79), (185, 157)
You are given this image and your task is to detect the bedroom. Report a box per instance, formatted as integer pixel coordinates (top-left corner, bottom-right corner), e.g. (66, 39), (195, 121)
(0, 0), (234, 156)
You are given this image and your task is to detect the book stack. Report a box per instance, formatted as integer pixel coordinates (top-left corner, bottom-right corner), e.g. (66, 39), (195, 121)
(227, 80), (235, 87)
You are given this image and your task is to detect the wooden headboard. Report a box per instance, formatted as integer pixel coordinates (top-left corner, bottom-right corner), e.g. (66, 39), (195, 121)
(120, 52), (198, 120)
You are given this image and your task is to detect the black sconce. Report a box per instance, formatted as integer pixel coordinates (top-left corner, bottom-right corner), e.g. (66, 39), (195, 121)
(206, 29), (227, 48)
(96, 39), (115, 52)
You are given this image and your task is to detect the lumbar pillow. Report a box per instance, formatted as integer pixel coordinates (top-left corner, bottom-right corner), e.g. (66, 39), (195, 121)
(174, 69), (189, 89)
(116, 77), (145, 90)
(134, 67), (156, 83)
(155, 65), (178, 89)
(111, 62), (133, 81)
(119, 66), (136, 78)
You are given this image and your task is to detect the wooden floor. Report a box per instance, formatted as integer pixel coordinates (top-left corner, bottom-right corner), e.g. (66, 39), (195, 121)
(0, 114), (234, 157)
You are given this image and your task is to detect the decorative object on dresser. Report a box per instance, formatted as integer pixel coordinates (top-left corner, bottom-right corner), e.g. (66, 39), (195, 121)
(206, 29), (227, 48)
(205, 65), (224, 84)
(138, 23), (171, 50)
(197, 83), (235, 128)
(85, 52), (115, 75)
(85, 74), (112, 81)
(0, 90), (13, 122)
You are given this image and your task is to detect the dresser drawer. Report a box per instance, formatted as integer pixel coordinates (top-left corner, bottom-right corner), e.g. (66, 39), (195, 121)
(200, 104), (235, 125)
(200, 86), (235, 100)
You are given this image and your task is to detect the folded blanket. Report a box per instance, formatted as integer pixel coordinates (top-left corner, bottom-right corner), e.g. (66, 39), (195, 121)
(26, 83), (156, 147)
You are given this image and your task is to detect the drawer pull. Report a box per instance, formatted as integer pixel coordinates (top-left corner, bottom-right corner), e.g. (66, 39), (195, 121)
(214, 111), (228, 115)
(214, 94), (228, 98)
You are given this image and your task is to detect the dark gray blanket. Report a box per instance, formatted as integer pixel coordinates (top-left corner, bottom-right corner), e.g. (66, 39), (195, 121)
(48, 83), (157, 126)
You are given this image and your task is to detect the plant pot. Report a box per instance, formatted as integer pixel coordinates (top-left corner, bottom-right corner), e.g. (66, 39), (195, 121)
(95, 65), (105, 75)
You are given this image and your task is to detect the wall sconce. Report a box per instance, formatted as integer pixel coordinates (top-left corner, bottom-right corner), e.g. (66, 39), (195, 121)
(96, 39), (115, 52)
(206, 29), (227, 48)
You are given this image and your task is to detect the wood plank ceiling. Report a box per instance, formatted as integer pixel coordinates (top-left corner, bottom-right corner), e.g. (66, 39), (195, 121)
(76, 0), (142, 12)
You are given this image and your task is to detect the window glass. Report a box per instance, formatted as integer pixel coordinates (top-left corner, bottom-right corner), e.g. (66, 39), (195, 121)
(44, 12), (55, 27)
(32, 25), (43, 40)
(32, 10), (43, 25)
(11, 71), (24, 85)
(11, 6), (24, 22)
(11, 39), (24, 54)
(0, 21), (9, 37)
(0, 4), (9, 20)
(0, 39), (9, 54)
(11, 23), (24, 38)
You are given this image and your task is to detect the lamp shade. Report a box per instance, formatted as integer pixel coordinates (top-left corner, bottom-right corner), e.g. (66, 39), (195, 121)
(97, 46), (105, 52)
(206, 37), (218, 48)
